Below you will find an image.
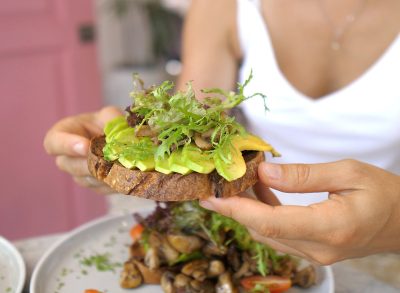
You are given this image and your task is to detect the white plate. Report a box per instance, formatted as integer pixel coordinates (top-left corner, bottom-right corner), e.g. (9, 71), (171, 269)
(0, 236), (26, 293)
(31, 210), (334, 293)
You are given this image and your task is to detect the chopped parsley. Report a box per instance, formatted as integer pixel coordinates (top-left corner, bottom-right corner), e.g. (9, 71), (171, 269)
(80, 253), (121, 272)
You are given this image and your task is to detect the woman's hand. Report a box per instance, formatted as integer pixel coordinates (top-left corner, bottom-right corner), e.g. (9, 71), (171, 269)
(200, 160), (400, 265)
(44, 106), (122, 194)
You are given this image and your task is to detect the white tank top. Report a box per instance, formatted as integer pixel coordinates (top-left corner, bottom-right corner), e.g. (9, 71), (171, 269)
(237, 0), (400, 205)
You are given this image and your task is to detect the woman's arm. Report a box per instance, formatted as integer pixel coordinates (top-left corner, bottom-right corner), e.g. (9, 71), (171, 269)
(177, 0), (241, 92)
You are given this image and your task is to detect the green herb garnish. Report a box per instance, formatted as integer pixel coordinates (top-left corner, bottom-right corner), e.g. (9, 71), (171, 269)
(80, 253), (121, 272)
(169, 251), (203, 266)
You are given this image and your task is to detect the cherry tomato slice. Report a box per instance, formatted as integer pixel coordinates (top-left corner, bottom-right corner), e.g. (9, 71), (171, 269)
(130, 223), (144, 242)
(240, 275), (292, 293)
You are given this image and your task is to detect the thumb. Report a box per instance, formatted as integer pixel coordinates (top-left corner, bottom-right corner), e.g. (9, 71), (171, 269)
(258, 160), (357, 193)
(96, 106), (124, 128)
(199, 196), (324, 240)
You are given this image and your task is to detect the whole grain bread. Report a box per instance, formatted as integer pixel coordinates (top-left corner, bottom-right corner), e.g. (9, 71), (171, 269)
(88, 136), (264, 201)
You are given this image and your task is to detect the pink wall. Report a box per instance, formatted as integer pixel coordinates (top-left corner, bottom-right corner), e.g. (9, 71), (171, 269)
(0, 0), (107, 240)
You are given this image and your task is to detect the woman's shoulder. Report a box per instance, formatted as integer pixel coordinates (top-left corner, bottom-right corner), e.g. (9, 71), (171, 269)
(185, 0), (241, 58)
(187, 0), (236, 30)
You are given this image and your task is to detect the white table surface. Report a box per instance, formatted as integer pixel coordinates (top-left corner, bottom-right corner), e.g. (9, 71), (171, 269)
(13, 233), (399, 293)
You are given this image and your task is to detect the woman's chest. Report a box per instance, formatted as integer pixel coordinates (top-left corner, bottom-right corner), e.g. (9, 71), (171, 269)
(260, 0), (400, 99)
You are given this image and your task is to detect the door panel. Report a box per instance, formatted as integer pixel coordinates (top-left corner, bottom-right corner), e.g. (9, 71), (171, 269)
(0, 0), (107, 240)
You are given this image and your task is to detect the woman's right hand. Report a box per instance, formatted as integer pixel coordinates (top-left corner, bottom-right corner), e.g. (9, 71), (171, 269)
(43, 106), (122, 194)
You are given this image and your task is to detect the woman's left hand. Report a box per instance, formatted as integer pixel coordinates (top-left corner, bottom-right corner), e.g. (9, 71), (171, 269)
(199, 159), (400, 265)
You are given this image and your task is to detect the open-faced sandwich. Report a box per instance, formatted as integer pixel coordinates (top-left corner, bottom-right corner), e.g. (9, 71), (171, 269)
(120, 201), (316, 292)
(88, 74), (279, 200)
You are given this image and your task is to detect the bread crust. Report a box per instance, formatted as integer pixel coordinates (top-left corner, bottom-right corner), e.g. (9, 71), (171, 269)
(88, 136), (264, 201)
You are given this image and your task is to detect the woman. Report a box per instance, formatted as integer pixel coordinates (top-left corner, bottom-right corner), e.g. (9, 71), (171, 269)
(44, 0), (400, 264)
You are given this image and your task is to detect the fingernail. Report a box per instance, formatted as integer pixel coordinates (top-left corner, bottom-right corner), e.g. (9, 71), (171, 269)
(73, 142), (87, 156)
(199, 199), (215, 211)
(262, 163), (282, 180)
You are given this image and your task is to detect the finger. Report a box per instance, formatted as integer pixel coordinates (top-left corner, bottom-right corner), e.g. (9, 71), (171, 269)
(44, 107), (123, 157)
(269, 238), (345, 265)
(200, 196), (325, 240)
(55, 156), (91, 177)
(96, 106), (124, 128)
(92, 185), (118, 195)
(238, 191), (256, 199)
(247, 227), (308, 259)
(73, 176), (116, 195)
(253, 181), (281, 206)
(44, 131), (90, 156)
(73, 175), (105, 188)
(258, 160), (361, 193)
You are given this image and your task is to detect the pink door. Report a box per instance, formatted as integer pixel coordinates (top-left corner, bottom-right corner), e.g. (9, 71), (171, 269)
(0, 0), (107, 240)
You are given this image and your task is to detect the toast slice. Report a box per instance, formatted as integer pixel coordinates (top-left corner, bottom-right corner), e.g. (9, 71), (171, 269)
(88, 136), (264, 201)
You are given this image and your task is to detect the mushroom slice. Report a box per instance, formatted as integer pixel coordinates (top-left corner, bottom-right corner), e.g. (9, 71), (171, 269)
(145, 247), (160, 270)
(161, 271), (176, 293)
(216, 272), (237, 293)
(194, 132), (212, 150)
(135, 125), (158, 137)
(174, 273), (192, 288)
(207, 260), (225, 277)
(192, 270), (207, 282)
(201, 128), (215, 139)
(202, 242), (227, 257)
(181, 259), (209, 276)
(292, 265), (316, 288)
(149, 231), (180, 263)
(120, 261), (143, 289)
(160, 237), (180, 263)
(233, 261), (250, 279)
(167, 234), (203, 254)
(130, 242), (145, 260)
(189, 279), (216, 292)
(133, 260), (163, 284)
(190, 279), (203, 291)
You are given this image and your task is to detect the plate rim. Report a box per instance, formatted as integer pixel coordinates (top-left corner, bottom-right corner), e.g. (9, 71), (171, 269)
(0, 236), (26, 293)
(30, 210), (335, 293)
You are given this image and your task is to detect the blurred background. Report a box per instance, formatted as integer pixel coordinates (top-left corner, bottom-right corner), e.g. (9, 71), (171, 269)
(0, 0), (190, 241)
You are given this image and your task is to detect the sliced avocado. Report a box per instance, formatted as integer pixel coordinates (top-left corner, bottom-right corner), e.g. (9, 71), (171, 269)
(182, 144), (215, 174)
(232, 134), (280, 156)
(214, 143), (246, 182)
(169, 148), (192, 175)
(103, 143), (119, 161)
(155, 156), (172, 174)
(106, 123), (130, 143)
(104, 116), (126, 136)
(118, 153), (136, 169)
(104, 116), (131, 143)
(116, 137), (156, 170)
(135, 156), (156, 171)
(113, 127), (137, 144)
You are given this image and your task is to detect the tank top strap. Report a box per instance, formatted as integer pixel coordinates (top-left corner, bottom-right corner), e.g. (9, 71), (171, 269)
(236, 0), (281, 88)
